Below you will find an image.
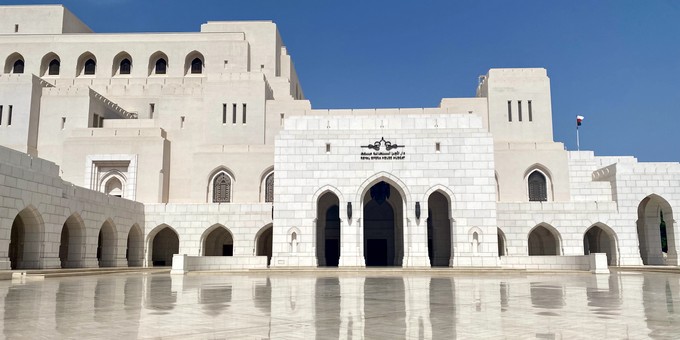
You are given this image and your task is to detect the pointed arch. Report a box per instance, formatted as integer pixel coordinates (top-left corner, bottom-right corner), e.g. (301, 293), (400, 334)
(97, 219), (118, 267)
(4, 52), (25, 74)
(127, 224), (143, 267)
(317, 191), (341, 267)
(184, 50), (204, 75)
(40, 52), (60, 76)
(146, 224), (179, 266)
(584, 223), (618, 266)
(201, 224), (234, 256)
(76, 51), (97, 76)
(524, 164), (553, 202)
(112, 51), (133, 76)
(355, 172), (412, 214)
(497, 227), (507, 256)
(259, 166), (274, 203)
(60, 212), (86, 268)
(8, 205), (44, 269)
(637, 194), (675, 265)
(207, 166), (235, 203)
(528, 223), (562, 256)
(255, 223), (273, 266)
(426, 189), (452, 266)
(149, 51), (168, 75)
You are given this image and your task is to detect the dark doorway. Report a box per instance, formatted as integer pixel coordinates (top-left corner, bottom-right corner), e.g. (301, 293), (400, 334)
(325, 239), (340, 266)
(366, 239), (388, 266)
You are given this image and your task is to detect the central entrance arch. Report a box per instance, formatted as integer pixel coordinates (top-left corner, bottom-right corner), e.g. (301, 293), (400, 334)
(363, 180), (404, 267)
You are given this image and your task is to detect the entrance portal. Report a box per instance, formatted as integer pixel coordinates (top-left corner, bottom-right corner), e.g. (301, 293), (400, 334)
(316, 192), (340, 267)
(363, 181), (403, 267)
(637, 195), (675, 265)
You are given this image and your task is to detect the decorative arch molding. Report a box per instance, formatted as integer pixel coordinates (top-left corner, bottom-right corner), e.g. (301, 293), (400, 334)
(40, 52), (60, 76)
(148, 51), (169, 76)
(99, 169), (127, 197)
(9, 205), (45, 269)
(422, 184), (456, 217)
(355, 172), (412, 209)
(145, 223), (178, 244)
(127, 223), (144, 267)
(287, 226), (302, 253)
(200, 224), (234, 256)
(311, 185), (345, 207)
(76, 51), (97, 76)
(112, 51), (133, 76)
(523, 163), (554, 202)
(637, 194), (676, 265)
(146, 223), (179, 266)
(184, 50), (205, 75)
(4, 52), (25, 74)
(468, 226), (483, 254)
(206, 166), (236, 203)
(584, 222), (620, 265)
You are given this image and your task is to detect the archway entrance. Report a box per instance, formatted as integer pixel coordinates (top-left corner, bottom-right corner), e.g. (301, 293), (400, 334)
(363, 181), (404, 267)
(59, 214), (85, 268)
(203, 225), (233, 256)
(316, 192), (340, 266)
(127, 224), (143, 267)
(497, 228), (507, 257)
(528, 225), (560, 256)
(427, 191), (451, 266)
(151, 227), (179, 266)
(637, 195), (675, 265)
(583, 224), (618, 266)
(256, 224), (273, 266)
(8, 207), (43, 269)
(97, 221), (117, 267)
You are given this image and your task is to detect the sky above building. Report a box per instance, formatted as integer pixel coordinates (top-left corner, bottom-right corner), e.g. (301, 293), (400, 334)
(4, 0), (679, 162)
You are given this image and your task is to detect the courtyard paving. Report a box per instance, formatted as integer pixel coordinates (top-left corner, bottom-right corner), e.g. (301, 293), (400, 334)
(1, 270), (679, 339)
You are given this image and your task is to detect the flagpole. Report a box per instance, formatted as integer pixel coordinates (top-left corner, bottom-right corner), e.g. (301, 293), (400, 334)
(576, 125), (580, 151)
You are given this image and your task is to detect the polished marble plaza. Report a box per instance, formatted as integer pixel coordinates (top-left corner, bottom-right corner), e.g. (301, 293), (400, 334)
(1, 271), (680, 339)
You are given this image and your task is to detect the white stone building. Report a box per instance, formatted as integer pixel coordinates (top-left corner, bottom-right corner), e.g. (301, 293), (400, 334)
(0, 5), (677, 271)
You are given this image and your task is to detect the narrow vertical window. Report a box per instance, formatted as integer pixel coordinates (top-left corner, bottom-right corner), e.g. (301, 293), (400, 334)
(264, 173), (274, 203)
(325, 143), (331, 154)
(84, 59), (96, 75)
(223, 60), (229, 68)
(13, 60), (24, 74)
(232, 104), (236, 124)
(48, 59), (60, 75)
(155, 58), (167, 75)
(93, 114), (99, 128)
(7, 106), (11, 126)
(528, 100), (533, 122)
(61, 117), (66, 130)
(435, 142), (441, 153)
(518, 100), (523, 122)
(99, 116), (104, 128)
(180, 116), (185, 129)
(0, 106), (3, 125)
(242, 104), (247, 124)
(280, 113), (285, 126)
(120, 59), (131, 75)
(222, 104), (227, 124)
(507, 100), (512, 122)
(212, 172), (231, 203)
(149, 103), (155, 119)
(14, 24), (18, 33)
(528, 171), (547, 202)
(191, 58), (202, 74)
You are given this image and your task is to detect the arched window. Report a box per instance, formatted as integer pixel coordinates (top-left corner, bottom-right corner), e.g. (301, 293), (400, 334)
(191, 58), (203, 74)
(528, 171), (547, 202)
(213, 172), (231, 203)
(119, 59), (131, 75)
(48, 59), (60, 75)
(84, 59), (96, 75)
(155, 58), (167, 75)
(12, 59), (24, 74)
(105, 177), (123, 197)
(264, 173), (274, 203)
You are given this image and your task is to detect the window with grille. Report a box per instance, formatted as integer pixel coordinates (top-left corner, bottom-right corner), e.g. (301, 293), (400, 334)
(528, 171), (547, 201)
(212, 172), (231, 203)
(265, 173), (274, 202)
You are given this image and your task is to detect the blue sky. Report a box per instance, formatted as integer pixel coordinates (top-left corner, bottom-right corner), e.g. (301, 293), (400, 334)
(6, 0), (679, 162)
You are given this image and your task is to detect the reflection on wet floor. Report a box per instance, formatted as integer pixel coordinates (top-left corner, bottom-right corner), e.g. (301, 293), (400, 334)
(0, 271), (679, 339)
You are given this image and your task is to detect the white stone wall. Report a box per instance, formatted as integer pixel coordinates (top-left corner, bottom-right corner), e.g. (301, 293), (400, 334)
(271, 114), (499, 267)
(0, 145), (144, 269)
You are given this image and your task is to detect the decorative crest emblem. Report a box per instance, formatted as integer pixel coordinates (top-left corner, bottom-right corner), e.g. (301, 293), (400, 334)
(361, 137), (403, 151)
